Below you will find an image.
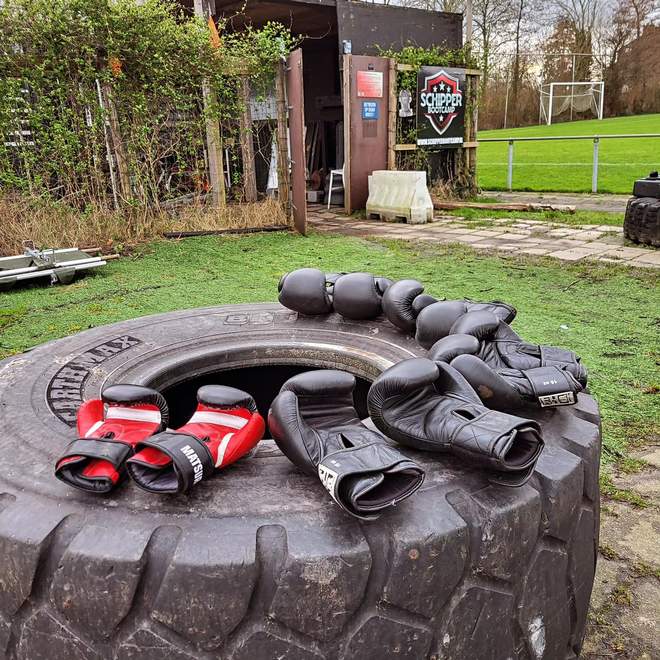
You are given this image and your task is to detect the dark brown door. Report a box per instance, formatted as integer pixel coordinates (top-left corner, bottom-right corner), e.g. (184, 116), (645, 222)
(343, 54), (390, 213)
(285, 49), (307, 235)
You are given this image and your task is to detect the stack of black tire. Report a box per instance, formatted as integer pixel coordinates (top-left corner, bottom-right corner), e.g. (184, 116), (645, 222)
(624, 171), (660, 247)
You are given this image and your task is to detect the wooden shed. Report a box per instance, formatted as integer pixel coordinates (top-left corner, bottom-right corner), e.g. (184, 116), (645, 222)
(188, 0), (466, 231)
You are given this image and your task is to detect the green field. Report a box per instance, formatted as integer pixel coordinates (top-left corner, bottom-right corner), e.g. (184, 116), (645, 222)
(477, 114), (660, 194)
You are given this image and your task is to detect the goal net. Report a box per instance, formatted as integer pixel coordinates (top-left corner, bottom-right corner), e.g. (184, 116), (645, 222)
(539, 82), (604, 125)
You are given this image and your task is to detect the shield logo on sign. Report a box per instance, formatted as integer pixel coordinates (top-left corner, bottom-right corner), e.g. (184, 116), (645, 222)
(421, 70), (462, 135)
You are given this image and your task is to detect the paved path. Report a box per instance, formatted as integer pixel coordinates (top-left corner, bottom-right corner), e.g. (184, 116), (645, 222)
(583, 445), (660, 659)
(308, 206), (660, 269)
(483, 190), (630, 213)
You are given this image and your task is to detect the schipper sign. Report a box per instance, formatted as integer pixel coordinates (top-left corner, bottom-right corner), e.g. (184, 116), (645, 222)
(417, 66), (466, 149)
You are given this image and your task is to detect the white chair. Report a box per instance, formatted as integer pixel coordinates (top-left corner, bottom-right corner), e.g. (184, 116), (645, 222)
(327, 164), (344, 209)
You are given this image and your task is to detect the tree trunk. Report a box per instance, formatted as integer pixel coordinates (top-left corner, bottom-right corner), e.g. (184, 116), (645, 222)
(510, 0), (523, 127)
(239, 77), (258, 203)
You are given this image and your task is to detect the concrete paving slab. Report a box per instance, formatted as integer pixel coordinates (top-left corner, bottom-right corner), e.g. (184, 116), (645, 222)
(548, 247), (606, 261)
(589, 557), (627, 612)
(595, 235), (626, 245)
(452, 234), (490, 243)
(572, 230), (608, 241)
(547, 229), (576, 238)
(518, 247), (554, 255)
(494, 232), (530, 242)
(619, 579), (660, 649)
(599, 502), (659, 568)
(596, 225), (624, 232)
(601, 247), (654, 260)
(631, 251), (660, 265)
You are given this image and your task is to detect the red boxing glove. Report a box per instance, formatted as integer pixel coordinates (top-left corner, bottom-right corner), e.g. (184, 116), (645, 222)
(55, 385), (169, 493)
(127, 385), (265, 494)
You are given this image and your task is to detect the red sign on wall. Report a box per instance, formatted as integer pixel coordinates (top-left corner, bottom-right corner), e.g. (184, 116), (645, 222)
(356, 71), (383, 98)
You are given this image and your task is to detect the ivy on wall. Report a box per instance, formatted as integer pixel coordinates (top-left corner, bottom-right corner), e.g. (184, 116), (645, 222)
(377, 44), (480, 198)
(0, 0), (296, 208)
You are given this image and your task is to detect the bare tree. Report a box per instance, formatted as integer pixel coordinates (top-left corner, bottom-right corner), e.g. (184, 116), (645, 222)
(627, 0), (656, 37)
(382, 0), (464, 10)
(472, 0), (513, 98)
(509, 0), (527, 125)
(551, 0), (601, 78)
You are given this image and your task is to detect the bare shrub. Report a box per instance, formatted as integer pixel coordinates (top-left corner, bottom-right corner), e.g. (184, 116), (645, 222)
(0, 195), (289, 256)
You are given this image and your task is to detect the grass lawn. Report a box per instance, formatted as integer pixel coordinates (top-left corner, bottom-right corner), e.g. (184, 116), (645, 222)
(445, 207), (624, 227)
(477, 114), (660, 194)
(1, 231), (658, 488)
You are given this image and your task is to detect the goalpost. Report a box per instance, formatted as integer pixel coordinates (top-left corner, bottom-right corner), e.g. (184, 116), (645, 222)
(539, 81), (605, 125)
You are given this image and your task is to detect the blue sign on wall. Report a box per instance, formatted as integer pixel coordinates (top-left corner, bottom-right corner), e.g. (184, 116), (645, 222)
(361, 101), (379, 120)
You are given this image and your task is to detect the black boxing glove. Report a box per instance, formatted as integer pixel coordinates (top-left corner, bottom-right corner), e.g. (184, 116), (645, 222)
(331, 272), (393, 319)
(428, 335), (583, 410)
(278, 268), (336, 315)
(414, 299), (517, 348)
(268, 369), (424, 519)
(445, 311), (588, 388)
(381, 279), (439, 332)
(381, 279), (516, 343)
(367, 358), (544, 487)
(278, 268), (393, 320)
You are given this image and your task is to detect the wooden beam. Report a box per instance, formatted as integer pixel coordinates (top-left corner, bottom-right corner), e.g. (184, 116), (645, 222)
(387, 57), (397, 170)
(275, 59), (290, 216)
(433, 199), (575, 213)
(465, 72), (479, 190)
(202, 83), (226, 207)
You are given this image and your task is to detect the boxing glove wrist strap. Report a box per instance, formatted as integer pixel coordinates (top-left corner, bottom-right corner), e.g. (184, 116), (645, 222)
(136, 432), (214, 492)
(449, 410), (533, 461)
(60, 437), (133, 468)
(318, 441), (419, 513)
(524, 367), (577, 407)
(539, 345), (579, 367)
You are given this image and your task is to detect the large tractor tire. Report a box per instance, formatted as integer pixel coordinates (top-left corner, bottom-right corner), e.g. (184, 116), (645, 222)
(624, 197), (660, 248)
(0, 304), (601, 659)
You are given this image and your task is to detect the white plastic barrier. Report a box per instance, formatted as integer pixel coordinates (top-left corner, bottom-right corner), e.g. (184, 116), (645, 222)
(365, 170), (433, 224)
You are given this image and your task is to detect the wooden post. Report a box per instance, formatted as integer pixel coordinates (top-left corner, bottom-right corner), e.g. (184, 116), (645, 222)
(465, 70), (479, 193)
(285, 49), (307, 234)
(275, 59), (290, 216)
(239, 76), (258, 203)
(194, 0), (225, 207)
(465, 0), (473, 46)
(387, 57), (397, 171)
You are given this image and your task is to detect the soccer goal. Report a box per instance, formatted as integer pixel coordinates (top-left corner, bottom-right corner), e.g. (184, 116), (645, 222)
(539, 81), (604, 125)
